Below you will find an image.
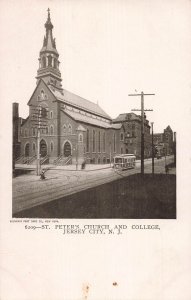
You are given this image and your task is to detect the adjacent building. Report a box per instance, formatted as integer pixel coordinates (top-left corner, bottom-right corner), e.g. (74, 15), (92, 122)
(153, 125), (174, 156)
(113, 113), (151, 159)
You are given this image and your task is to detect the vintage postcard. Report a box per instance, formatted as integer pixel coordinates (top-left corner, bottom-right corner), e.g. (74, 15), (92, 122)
(0, 0), (191, 299)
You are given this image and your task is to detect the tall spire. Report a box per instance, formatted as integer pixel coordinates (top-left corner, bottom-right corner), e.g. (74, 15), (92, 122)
(41, 8), (58, 55)
(45, 8), (53, 31)
(36, 9), (63, 91)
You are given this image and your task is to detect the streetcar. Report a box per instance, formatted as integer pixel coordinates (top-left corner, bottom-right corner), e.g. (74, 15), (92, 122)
(113, 154), (136, 170)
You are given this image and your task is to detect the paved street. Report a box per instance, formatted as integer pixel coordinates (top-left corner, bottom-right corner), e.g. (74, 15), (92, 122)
(13, 156), (175, 214)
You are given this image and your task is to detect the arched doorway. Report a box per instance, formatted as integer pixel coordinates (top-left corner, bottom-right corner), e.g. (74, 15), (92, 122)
(63, 141), (71, 157)
(25, 143), (30, 157)
(40, 139), (47, 157)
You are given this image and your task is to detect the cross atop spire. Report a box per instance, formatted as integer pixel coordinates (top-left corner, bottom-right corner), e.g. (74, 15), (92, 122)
(47, 8), (50, 20)
(45, 7), (53, 30)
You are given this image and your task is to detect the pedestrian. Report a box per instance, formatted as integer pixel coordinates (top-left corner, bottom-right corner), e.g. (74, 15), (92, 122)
(40, 169), (46, 180)
(81, 160), (86, 170)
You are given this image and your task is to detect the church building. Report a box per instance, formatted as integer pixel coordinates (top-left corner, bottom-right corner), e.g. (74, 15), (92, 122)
(19, 10), (126, 166)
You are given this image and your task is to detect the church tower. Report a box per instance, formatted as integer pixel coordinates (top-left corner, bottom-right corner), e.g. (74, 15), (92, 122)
(36, 9), (63, 91)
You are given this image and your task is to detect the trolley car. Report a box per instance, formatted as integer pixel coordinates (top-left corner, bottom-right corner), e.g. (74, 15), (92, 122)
(113, 154), (136, 170)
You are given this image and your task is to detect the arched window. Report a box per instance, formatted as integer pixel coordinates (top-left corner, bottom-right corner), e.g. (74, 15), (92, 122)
(63, 124), (67, 134)
(54, 58), (57, 68)
(86, 129), (89, 152)
(46, 127), (49, 135)
(120, 133), (124, 141)
(50, 142), (54, 152)
(93, 130), (96, 152)
(24, 129), (28, 137)
(121, 147), (123, 154)
(40, 90), (45, 100)
(50, 111), (53, 119)
(50, 125), (54, 135)
(68, 124), (72, 134)
(98, 131), (101, 153)
(42, 56), (46, 68)
(79, 133), (83, 143)
(48, 55), (52, 67)
(103, 132), (106, 152)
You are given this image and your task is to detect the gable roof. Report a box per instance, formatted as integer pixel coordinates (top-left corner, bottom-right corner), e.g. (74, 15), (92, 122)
(61, 109), (112, 128)
(27, 79), (57, 106)
(50, 87), (111, 120)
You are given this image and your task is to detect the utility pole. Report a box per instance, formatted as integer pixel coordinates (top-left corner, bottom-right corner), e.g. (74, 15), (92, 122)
(174, 132), (176, 166)
(151, 122), (154, 176)
(36, 106), (41, 176)
(128, 91), (155, 175)
(30, 105), (48, 175)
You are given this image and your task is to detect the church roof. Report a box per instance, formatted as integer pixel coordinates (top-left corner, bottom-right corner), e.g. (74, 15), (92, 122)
(62, 108), (112, 128)
(51, 88), (112, 120)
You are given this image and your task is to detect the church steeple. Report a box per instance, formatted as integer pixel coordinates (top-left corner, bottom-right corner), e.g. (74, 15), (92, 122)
(36, 9), (63, 91)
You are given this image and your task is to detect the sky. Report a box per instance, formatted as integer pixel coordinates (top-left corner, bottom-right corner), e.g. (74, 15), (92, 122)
(0, 0), (191, 133)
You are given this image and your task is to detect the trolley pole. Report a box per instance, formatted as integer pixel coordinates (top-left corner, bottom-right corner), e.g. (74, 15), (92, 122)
(128, 91), (155, 176)
(151, 122), (154, 176)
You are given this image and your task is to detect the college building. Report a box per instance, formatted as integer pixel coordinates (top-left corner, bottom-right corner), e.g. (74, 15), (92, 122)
(113, 113), (152, 159)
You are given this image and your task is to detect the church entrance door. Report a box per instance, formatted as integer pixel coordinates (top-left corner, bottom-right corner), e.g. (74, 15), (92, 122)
(63, 142), (71, 157)
(25, 143), (30, 157)
(40, 139), (47, 157)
